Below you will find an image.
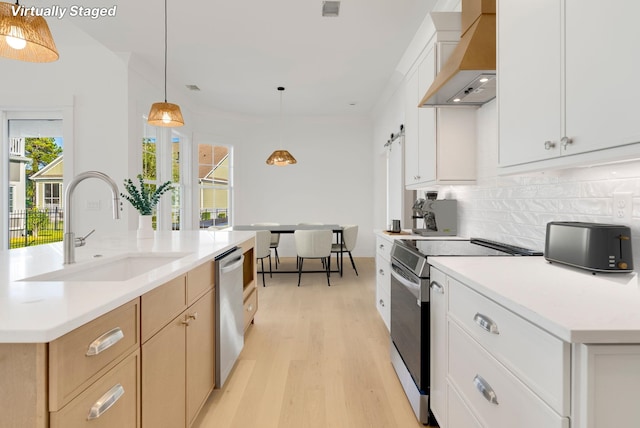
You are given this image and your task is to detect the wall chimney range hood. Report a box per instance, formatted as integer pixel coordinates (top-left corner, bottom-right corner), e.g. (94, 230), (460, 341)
(419, 0), (496, 107)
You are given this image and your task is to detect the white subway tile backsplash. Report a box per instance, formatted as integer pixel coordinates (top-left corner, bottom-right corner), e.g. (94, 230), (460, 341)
(440, 159), (640, 270)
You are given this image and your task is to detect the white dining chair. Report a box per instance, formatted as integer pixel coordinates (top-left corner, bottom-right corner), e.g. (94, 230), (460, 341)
(294, 229), (333, 286)
(331, 224), (359, 276)
(252, 223), (281, 268)
(255, 230), (272, 286)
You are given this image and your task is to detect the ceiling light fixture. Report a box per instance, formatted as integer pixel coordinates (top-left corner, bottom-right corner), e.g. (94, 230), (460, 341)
(0, 1), (59, 62)
(147, 0), (184, 127)
(266, 87), (297, 166)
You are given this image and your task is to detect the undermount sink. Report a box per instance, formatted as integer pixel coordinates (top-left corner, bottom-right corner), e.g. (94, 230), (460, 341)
(23, 253), (191, 282)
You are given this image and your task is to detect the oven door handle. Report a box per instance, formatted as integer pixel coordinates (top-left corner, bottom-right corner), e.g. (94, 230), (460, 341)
(390, 264), (422, 305)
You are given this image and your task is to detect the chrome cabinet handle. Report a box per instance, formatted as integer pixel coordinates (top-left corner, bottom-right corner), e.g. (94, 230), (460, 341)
(86, 328), (124, 356)
(379, 269), (385, 275)
(188, 312), (198, 320)
(379, 244), (385, 249)
(561, 136), (573, 148)
(473, 313), (500, 334)
(473, 375), (499, 405)
(379, 299), (385, 307)
(544, 140), (555, 150)
(87, 384), (125, 420)
(430, 280), (444, 294)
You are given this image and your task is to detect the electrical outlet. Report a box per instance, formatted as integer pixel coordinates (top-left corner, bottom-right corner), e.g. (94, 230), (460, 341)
(612, 192), (632, 224)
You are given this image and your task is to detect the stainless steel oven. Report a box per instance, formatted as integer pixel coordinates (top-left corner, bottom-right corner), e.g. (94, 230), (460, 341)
(389, 238), (542, 425)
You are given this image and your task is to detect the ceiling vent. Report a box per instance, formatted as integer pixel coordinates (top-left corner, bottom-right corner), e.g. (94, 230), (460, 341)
(322, 1), (340, 17)
(185, 84), (201, 91)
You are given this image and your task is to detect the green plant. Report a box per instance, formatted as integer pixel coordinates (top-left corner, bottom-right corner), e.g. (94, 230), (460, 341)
(121, 175), (173, 215)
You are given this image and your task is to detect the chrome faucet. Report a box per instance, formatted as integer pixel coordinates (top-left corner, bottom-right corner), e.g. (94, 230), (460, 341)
(64, 171), (121, 264)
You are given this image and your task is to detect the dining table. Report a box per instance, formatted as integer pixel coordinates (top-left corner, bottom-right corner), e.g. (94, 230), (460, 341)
(232, 224), (345, 275)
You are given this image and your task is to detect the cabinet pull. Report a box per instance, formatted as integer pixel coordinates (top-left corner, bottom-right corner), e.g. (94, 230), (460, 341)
(561, 136), (573, 148)
(379, 244), (385, 250)
(473, 375), (499, 405)
(430, 280), (444, 294)
(188, 312), (198, 320)
(247, 304), (254, 312)
(544, 140), (555, 150)
(379, 268), (385, 275)
(87, 383), (125, 420)
(379, 299), (385, 307)
(86, 328), (124, 356)
(473, 313), (499, 334)
(181, 319), (191, 326)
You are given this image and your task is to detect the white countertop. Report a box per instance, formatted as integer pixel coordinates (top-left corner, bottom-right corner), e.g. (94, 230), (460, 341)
(375, 229), (467, 241)
(0, 230), (255, 343)
(428, 256), (639, 344)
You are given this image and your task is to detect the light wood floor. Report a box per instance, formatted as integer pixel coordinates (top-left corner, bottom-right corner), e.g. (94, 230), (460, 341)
(193, 257), (432, 428)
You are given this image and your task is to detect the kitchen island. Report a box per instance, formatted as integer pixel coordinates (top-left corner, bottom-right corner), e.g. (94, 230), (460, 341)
(427, 256), (640, 428)
(0, 229), (256, 428)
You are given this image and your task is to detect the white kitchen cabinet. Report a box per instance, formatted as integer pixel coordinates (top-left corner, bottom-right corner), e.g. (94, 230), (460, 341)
(429, 268), (447, 427)
(375, 234), (393, 331)
(404, 31), (477, 189)
(498, 0), (640, 171)
(430, 262), (640, 428)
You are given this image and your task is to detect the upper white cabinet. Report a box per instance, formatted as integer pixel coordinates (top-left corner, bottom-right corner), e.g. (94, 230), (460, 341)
(498, 0), (640, 171)
(405, 15), (477, 189)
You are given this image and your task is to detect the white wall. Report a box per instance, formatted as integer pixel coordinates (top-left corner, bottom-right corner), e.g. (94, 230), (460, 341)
(0, 20), (130, 240)
(193, 110), (375, 257)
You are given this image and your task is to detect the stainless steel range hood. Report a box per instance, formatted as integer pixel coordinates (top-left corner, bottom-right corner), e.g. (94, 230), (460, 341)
(419, 0), (496, 107)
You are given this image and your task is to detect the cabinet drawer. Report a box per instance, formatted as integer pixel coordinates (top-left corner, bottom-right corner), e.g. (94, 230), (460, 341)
(141, 275), (187, 343)
(448, 322), (569, 428)
(376, 236), (392, 261)
(243, 288), (258, 331)
(375, 255), (390, 295)
(50, 350), (140, 428)
(376, 283), (390, 331)
(448, 381), (483, 428)
(49, 299), (140, 411)
(448, 279), (570, 415)
(187, 261), (214, 305)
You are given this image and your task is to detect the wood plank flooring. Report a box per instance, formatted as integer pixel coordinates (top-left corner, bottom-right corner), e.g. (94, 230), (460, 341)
(193, 257), (432, 428)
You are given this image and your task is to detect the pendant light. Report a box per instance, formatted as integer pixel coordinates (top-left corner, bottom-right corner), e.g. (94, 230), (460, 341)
(0, 1), (59, 62)
(266, 87), (297, 166)
(147, 0), (184, 127)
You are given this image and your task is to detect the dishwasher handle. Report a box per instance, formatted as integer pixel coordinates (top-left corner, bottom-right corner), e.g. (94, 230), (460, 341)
(220, 254), (245, 273)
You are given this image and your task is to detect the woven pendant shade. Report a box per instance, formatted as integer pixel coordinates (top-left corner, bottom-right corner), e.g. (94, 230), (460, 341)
(0, 2), (59, 62)
(266, 87), (296, 166)
(266, 150), (297, 166)
(147, 0), (184, 128)
(148, 102), (184, 127)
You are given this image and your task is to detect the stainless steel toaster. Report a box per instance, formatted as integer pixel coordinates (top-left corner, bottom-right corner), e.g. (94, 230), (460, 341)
(545, 221), (634, 273)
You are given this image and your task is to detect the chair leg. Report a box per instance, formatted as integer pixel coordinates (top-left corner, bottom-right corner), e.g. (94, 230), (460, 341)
(297, 258), (304, 286)
(348, 251), (359, 276)
(325, 257), (331, 286)
(274, 247), (279, 268)
(260, 258), (266, 286)
(268, 254), (273, 278)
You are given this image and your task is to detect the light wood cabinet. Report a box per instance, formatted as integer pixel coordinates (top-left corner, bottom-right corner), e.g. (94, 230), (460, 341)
(141, 266), (215, 428)
(498, 0), (640, 172)
(50, 350), (140, 428)
(240, 237), (258, 332)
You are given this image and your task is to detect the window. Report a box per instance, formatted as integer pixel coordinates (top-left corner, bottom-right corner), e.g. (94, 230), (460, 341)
(5, 116), (63, 249)
(198, 144), (230, 229)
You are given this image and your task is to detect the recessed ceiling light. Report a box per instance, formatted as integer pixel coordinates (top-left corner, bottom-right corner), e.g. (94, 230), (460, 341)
(186, 84), (200, 91)
(322, 1), (340, 17)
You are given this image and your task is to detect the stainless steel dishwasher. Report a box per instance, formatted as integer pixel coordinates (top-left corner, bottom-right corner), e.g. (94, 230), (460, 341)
(215, 247), (245, 387)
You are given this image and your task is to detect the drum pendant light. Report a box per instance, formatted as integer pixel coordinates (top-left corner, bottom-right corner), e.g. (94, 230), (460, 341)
(148, 0), (184, 127)
(0, 1), (59, 62)
(266, 87), (297, 166)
